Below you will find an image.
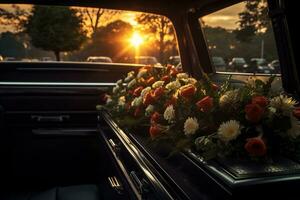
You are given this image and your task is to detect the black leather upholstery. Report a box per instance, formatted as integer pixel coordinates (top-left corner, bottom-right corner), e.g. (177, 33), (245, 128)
(1, 185), (100, 200)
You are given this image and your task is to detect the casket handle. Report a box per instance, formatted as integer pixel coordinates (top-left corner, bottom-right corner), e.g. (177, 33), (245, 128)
(108, 138), (121, 156)
(130, 171), (150, 198)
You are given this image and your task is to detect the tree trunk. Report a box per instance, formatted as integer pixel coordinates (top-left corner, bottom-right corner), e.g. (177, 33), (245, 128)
(54, 51), (60, 61)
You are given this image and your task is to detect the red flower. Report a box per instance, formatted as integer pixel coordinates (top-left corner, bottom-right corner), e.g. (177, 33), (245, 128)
(133, 86), (144, 97)
(149, 125), (162, 139)
(143, 92), (155, 106)
(244, 137), (267, 157)
(146, 77), (155, 85)
(293, 107), (300, 119)
(170, 68), (178, 77)
(252, 96), (268, 108)
(211, 83), (219, 91)
(161, 75), (170, 83)
(153, 87), (164, 100)
(166, 64), (174, 71)
(196, 96), (214, 112)
(245, 103), (265, 123)
(134, 107), (142, 117)
(151, 112), (161, 124)
(180, 85), (197, 99)
(165, 96), (177, 107)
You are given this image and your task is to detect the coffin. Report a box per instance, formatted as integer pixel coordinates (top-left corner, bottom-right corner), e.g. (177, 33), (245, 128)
(98, 111), (300, 199)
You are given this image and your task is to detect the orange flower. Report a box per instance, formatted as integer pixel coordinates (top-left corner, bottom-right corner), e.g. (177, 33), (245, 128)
(143, 92), (155, 106)
(133, 86), (144, 97)
(196, 96), (213, 112)
(244, 137), (267, 157)
(151, 112), (161, 124)
(153, 87), (164, 100)
(293, 107), (300, 119)
(146, 77), (155, 85)
(149, 125), (162, 139)
(252, 96), (268, 108)
(245, 103), (264, 123)
(170, 68), (178, 77)
(180, 84), (197, 99)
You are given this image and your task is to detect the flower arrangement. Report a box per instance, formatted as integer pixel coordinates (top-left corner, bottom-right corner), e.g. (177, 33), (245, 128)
(100, 65), (300, 160)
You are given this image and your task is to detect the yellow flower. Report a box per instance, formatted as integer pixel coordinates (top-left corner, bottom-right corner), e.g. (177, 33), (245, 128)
(270, 95), (297, 115)
(164, 105), (175, 123)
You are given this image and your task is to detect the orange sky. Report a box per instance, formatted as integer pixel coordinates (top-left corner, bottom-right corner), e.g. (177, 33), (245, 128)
(0, 3), (246, 33)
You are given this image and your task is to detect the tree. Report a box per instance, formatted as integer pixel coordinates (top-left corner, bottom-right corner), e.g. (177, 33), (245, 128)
(71, 20), (133, 62)
(0, 31), (25, 58)
(235, 0), (269, 42)
(77, 8), (120, 36)
(137, 14), (177, 63)
(25, 6), (86, 61)
(0, 4), (29, 32)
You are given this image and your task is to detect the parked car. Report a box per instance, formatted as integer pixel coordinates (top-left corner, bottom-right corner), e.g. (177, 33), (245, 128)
(86, 56), (113, 63)
(212, 56), (227, 71)
(228, 57), (247, 71)
(168, 55), (181, 66)
(268, 59), (281, 74)
(132, 56), (162, 66)
(3, 57), (17, 61)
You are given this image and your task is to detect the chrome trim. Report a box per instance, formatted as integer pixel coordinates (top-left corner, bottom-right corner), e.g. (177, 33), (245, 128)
(101, 112), (174, 200)
(0, 82), (116, 86)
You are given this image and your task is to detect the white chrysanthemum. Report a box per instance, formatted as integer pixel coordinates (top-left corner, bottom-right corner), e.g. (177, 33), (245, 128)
(112, 85), (120, 94)
(141, 87), (151, 97)
(116, 79), (123, 85)
(131, 97), (143, 107)
(127, 79), (137, 89)
(218, 120), (241, 143)
(177, 73), (189, 80)
(137, 69), (147, 79)
(164, 105), (175, 123)
(270, 95), (297, 115)
(166, 81), (181, 91)
(124, 71), (135, 82)
(184, 117), (199, 136)
(219, 89), (239, 107)
(152, 81), (165, 89)
(145, 105), (155, 116)
(118, 96), (126, 107)
(287, 115), (300, 138)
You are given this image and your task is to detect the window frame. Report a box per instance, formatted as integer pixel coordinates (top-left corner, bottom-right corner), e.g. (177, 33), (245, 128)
(187, 0), (298, 94)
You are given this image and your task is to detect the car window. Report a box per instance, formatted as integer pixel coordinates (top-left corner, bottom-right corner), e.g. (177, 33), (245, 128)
(0, 4), (179, 66)
(201, 0), (280, 75)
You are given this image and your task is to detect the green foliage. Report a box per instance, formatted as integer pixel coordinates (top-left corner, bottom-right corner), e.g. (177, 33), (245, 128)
(25, 6), (86, 61)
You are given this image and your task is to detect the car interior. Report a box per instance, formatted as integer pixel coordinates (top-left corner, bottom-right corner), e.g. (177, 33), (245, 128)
(0, 0), (299, 199)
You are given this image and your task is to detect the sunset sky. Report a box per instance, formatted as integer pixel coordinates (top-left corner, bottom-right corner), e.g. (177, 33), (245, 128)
(0, 2), (245, 33)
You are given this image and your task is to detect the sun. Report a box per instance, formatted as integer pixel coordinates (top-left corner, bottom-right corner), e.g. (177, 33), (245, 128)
(130, 32), (144, 48)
